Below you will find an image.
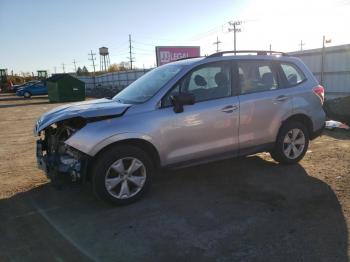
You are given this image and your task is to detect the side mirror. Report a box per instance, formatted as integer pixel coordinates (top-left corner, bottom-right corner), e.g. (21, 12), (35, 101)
(171, 93), (195, 113)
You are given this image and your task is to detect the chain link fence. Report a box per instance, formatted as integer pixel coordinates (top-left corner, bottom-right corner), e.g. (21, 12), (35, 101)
(76, 69), (152, 98)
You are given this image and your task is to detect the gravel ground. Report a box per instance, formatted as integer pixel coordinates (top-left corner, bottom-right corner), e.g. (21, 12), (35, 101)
(0, 94), (349, 262)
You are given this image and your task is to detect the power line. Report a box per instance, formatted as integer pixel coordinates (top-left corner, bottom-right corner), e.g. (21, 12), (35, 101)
(133, 34), (174, 42)
(88, 50), (96, 74)
(213, 35), (222, 52)
(132, 40), (156, 47)
(109, 52), (131, 57)
(132, 46), (153, 52)
(110, 41), (129, 52)
(134, 52), (155, 56)
(187, 23), (224, 41)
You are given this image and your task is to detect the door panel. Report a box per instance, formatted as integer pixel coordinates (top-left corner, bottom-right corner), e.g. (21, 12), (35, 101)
(237, 60), (293, 150)
(158, 61), (239, 166)
(159, 96), (239, 165)
(37, 83), (47, 94)
(30, 87), (39, 95)
(31, 85), (42, 95)
(239, 89), (292, 149)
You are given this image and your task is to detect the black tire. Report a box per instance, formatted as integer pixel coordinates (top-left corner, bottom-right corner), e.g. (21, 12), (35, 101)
(91, 145), (154, 205)
(270, 121), (309, 164)
(23, 91), (31, 98)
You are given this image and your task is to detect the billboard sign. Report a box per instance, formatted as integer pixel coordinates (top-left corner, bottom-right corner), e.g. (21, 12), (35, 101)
(155, 46), (200, 66)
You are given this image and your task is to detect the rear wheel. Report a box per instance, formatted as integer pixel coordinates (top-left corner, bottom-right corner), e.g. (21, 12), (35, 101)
(91, 145), (154, 205)
(270, 121), (309, 164)
(23, 91), (31, 98)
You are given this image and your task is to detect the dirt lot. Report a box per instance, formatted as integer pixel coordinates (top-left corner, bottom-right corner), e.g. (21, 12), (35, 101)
(0, 93), (349, 261)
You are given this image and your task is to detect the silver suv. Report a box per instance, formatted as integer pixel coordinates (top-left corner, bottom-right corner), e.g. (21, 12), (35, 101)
(35, 51), (326, 205)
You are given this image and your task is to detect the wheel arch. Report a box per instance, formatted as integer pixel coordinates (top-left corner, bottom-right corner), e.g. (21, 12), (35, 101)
(280, 114), (313, 138)
(24, 90), (32, 96)
(87, 138), (161, 180)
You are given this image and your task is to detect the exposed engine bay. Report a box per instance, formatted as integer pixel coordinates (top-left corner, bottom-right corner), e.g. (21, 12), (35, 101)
(36, 117), (89, 184)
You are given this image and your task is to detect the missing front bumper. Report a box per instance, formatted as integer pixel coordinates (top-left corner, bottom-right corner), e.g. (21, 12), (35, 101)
(36, 139), (88, 183)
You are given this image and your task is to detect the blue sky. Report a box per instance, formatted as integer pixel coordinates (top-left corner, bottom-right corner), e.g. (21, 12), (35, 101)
(1, 0), (350, 74)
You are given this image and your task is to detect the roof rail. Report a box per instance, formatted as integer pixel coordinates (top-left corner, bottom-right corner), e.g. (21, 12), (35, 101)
(206, 50), (288, 58)
(175, 56), (202, 62)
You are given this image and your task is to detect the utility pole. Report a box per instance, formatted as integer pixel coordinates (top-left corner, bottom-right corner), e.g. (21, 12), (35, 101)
(299, 40), (305, 51)
(213, 36), (222, 53)
(269, 44), (272, 52)
(53, 66), (57, 74)
(88, 50), (97, 88)
(72, 59), (77, 72)
(228, 20), (242, 53)
(128, 34), (134, 70)
(320, 36), (331, 85)
(62, 63), (65, 73)
(88, 50), (96, 74)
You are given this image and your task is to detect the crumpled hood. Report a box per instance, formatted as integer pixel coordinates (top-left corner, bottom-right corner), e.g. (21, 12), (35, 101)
(34, 98), (131, 134)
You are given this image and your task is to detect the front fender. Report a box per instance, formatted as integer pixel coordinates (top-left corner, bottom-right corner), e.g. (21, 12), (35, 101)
(90, 132), (155, 156)
(65, 128), (156, 157)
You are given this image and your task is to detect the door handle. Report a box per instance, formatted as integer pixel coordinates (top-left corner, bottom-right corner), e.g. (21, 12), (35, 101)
(274, 95), (288, 102)
(221, 105), (238, 113)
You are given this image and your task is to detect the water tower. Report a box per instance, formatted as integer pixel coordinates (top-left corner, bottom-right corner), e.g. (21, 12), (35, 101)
(99, 47), (110, 72)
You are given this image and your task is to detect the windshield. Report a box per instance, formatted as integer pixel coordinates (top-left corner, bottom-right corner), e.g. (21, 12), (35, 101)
(113, 63), (183, 103)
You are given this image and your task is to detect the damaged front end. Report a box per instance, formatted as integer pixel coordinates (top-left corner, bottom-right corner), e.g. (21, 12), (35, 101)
(36, 117), (89, 184)
(33, 98), (131, 185)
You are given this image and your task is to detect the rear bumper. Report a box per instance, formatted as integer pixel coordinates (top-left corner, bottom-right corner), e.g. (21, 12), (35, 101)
(310, 108), (326, 140)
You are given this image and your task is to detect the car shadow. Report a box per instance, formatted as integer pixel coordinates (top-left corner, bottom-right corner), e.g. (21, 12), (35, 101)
(0, 156), (348, 262)
(0, 95), (48, 102)
(0, 93), (18, 97)
(323, 129), (350, 140)
(0, 101), (51, 108)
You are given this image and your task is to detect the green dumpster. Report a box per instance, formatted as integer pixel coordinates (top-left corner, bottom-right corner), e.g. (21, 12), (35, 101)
(47, 74), (85, 102)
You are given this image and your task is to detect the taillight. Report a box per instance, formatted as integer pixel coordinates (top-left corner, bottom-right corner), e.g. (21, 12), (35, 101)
(313, 85), (325, 104)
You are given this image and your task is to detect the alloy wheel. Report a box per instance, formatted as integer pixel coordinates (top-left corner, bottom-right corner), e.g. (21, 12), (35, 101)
(105, 157), (146, 199)
(283, 128), (305, 159)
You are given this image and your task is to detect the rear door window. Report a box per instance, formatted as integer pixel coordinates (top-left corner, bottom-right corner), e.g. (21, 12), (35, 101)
(238, 61), (278, 94)
(280, 63), (306, 86)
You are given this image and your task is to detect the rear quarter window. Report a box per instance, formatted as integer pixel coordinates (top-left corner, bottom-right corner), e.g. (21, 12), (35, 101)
(280, 63), (306, 86)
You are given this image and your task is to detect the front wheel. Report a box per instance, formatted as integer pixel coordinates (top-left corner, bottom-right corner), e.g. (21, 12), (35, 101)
(270, 121), (309, 164)
(91, 145), (154, 205)
(23, 91), (31, 98)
